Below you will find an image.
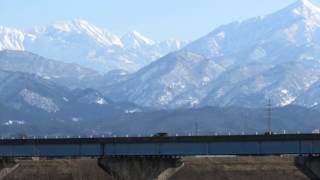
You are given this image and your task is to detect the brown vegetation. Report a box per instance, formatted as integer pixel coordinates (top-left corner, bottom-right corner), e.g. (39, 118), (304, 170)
(4, 158), (113, 180)
(170, 156), (310, 180)
(1, 156), (315, 180)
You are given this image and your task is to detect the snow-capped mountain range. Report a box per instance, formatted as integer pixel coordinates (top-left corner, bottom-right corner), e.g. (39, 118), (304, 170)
(105, 0), (320, 109)
(2, 0), (320, 110)
(3, 0), (320, 136)
(0, 19), (187, 73)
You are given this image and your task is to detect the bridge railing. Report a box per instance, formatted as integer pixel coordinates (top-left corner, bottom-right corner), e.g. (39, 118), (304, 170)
(0, 129), (319, 140)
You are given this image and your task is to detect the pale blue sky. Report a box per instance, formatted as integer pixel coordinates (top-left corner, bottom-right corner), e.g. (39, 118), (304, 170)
(0, 0), (319, 40)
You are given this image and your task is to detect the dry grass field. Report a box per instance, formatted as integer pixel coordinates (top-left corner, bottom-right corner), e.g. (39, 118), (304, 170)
(0, 156), (316, 180)
(170, 156), (312, 180)
(3, 158), (113, 180)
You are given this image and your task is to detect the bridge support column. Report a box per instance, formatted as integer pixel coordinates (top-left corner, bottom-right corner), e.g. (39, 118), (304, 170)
(98, 156), (183, 180)
(295, 156), (320, 179)
(0, 158), (18, 180)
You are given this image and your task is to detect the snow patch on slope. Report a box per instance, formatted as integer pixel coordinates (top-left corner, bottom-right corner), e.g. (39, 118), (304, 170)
(0, 26), (25, 50)
(96, 97), (108, 105)
(3, 120), (25, 126)
(19, 89), (59, 113)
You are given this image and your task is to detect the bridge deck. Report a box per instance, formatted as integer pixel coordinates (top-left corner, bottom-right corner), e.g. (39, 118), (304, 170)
(0, 134), (320, 157)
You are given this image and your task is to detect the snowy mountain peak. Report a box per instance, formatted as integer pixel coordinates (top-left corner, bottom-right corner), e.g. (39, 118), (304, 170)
(52, 19), (103, 33)
(285, 0), (320, 17)
(52, 19), (97, 33)
(161, 39), (186, 49)
(121, 31), (155, 48)
(0, 26), (25, 51)
(0, 21), (187, 73)
(130, 31), (155, 45)
(296, 0), (317, 9)
(46, 19), (123, 47)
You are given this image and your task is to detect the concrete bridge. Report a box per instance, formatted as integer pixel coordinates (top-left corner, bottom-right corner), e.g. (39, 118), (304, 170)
(1, 134), (320, 180)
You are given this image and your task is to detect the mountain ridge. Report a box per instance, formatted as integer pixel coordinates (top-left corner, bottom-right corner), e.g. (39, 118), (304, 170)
(104, 0), (320, 109)
(0, 19), (187, 73)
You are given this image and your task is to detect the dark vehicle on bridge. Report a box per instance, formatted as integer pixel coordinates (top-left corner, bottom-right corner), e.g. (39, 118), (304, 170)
(152, 133), (168, 137)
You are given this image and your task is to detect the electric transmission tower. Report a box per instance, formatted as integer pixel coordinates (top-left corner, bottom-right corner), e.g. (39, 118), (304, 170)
(266, 98), (272, 135)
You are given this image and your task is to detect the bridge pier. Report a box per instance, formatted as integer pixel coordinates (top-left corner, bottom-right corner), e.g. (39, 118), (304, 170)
(0, 158), (18, 180)
(295, 156), (320, 179)
(98, 156), (183, 180)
